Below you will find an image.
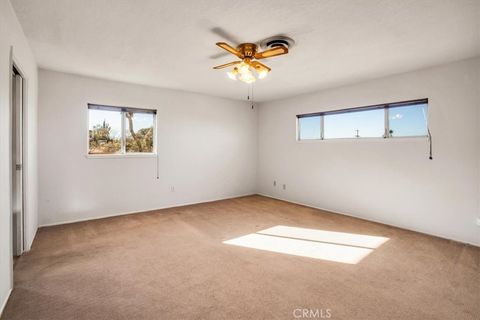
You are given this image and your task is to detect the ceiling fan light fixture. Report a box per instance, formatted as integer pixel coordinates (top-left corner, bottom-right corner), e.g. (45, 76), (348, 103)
(239, 70), (256, 84)
(257, 69), (269, 79)
(227, 67), (238, 80)
(237, 61), (250, 75)
(213, 39), (290, 84)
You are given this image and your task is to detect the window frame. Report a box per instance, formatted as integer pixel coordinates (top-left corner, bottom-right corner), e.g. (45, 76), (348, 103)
(296, 98), (428, 141)
(297, 115), (322, 141)
(86, 103), (157, 158)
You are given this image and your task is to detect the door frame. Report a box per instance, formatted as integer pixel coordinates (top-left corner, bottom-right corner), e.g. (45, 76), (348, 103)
(9, 48), (28, 259)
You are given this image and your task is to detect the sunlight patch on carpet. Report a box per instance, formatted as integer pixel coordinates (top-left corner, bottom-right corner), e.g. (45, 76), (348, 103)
(223, 225), (389, 264)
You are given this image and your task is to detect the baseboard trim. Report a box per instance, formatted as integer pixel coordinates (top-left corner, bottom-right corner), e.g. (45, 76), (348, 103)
(39, 193), (256, 227)
(0, 289), (12, 318)
(257, 193), (479, 247)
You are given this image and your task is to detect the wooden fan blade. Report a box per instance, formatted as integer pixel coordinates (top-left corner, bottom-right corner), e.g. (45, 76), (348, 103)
(254, 46), (288, 59)
(216, 42), (244, 59)
(209, 52), (230, 59)
(213, 61), (241, 69)
(211, 27), (240, 45)
(250, 61), (271, 72)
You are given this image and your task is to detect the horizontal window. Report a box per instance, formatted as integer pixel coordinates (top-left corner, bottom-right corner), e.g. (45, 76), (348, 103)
(324, 109), (384, 139)
(297, 99), (428, 140)
(298, 116), (321, 140)
(388, 103), (428, 137)
(88, 104), (156, 155)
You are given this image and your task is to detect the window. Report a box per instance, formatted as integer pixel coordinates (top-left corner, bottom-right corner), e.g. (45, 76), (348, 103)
(88, 104), (156, 155)
(298, 116), (321, 140)
(297, 99), (428, 140)
(388, 103), (428, 137)
(125, 112), (155, 153)
(324, 109), (384, 139)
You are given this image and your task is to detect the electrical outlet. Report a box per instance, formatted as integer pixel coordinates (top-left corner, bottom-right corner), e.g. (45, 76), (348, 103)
(282, 184), (286, 190)
(273, 180), (276, 187)
(476, 217), (480, 227)
(170, 186), (175, 192)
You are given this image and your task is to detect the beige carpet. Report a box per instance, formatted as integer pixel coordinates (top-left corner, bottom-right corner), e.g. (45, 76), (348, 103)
(2, 195), (479, 320)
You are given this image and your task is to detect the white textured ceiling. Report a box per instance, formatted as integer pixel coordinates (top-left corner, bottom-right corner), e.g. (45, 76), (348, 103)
(11, 0), (480, 101)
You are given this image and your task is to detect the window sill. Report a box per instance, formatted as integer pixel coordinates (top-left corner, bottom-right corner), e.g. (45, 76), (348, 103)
(86, 153), (157, 159)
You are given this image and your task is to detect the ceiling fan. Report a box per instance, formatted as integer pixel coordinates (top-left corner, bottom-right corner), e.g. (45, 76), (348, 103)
(213, 40), (290, 84)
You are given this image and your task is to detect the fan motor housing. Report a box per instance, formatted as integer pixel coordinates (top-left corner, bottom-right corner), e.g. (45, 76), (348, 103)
(236, 43), (257, 57)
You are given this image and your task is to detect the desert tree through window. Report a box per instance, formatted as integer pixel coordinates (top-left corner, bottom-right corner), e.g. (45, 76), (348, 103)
(88, 104), (156, 155)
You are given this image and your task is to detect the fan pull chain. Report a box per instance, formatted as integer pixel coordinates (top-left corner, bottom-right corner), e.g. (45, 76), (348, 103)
(246, 84), (254, 109)
(251, 84), (254, 109)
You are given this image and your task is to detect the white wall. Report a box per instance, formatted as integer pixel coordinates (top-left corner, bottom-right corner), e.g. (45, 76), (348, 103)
(0, 0), (38, 314)
(258, 57), (480, 246)
(38, 69), (257, 226)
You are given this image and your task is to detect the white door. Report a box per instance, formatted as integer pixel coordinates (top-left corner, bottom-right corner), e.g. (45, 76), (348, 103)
(12, 71), (24, 256)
